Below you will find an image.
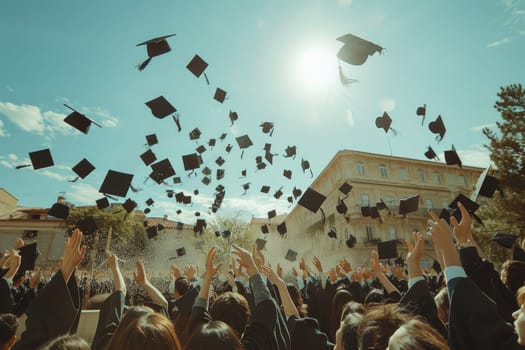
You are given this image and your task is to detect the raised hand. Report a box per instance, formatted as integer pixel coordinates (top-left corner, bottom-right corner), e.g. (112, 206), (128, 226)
(14, 238), (25, 250)
(107, 251), (118, 271)
(312, 256), (323, 273)
(204, 247), (222, 279)
(405, 231), (424, 278)
(170, 263), (182, 279)
(361, 267), (372, 280)
(262, 265), (284, 286)
(450, 202), (473, 244)
(184, 264), (197, 280)
(340, 258), (352, 274)
(29, 268), (42, 289)
(371, 250), (381, 275)
(133, 260), (148, 287)
(61, 229), (87, 283)
(4, 249), (21, 280)
(232, 244), (258, 277)
(292, 267), (299, 278)
(428, 209), (461, 268)
(328, 268), (337, 283)
(336, 264), (346, 278)
(276, 263), (283, 279)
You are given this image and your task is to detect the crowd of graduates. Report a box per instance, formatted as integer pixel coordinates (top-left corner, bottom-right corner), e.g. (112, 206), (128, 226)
(1, 202), (525, 349)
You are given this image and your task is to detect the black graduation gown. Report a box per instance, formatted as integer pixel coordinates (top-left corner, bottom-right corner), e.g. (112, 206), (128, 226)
(12, 272), (80, 350)
(0, 277), (14, 314)
(287, 315), (333, 350)
(91, 290), (125, 350)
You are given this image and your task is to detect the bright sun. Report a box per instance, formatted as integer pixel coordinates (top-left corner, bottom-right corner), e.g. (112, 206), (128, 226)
(294, 46), (337, 92)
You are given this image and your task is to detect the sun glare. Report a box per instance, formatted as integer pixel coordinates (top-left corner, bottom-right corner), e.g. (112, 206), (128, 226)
(294, 46), (337, 93)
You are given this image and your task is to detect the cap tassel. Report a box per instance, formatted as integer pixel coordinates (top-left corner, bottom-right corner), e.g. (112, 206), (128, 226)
(137, 57), (152, 71)
(103, 193), (118, 201)
(338, 63), (358, 86)
(16, 164), (31, 169)
(204, 73), (210, 85)
(270, 128), (274, 137)
(320, 208), (326, 225)
(68, 176), (79, 183)
(389, 127), (399, 136)
(435, 135), (443, 143)
(308, 169), (313, 178)
(173, 114), (182, 132)
(130, 185), (142, 193)
(241, 150), (245, 159)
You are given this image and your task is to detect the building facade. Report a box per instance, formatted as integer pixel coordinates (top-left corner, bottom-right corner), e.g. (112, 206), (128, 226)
(249, 150), (483, 270)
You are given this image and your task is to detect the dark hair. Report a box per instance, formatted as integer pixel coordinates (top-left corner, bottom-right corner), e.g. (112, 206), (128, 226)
(329, 289), (354, 342)
(39, 335), (90, 350)
(358, 303), (411, 350)
(286, 284), (308, 317)
(0, 313), (18, 345)
(210, 292), (251, 336)
(340, 308), (363, 350)
(174, 277), (191, 297)
(106, 306), (181, 350)
(387, 319), (449, 350)
(184, 320), (242, 350)
(502, 260), (525, 296)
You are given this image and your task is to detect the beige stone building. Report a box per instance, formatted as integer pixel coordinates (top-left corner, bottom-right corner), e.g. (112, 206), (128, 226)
(249, 150), (483, 271)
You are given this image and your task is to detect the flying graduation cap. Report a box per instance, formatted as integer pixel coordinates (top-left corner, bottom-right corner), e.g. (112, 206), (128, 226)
(145, 96), (177, 119)
(337, 33), (383, 85)
(235, 135), (253, 159)
(424, 146), (439, 161)
(16, 149), (54, 170)
(229, 110), (239, 126)
(63, 104), (102, 134)
(283, 146), (297, 159)
(214, 88), (227, 103)
(69, 158), (95, 182)
(260, 122), (275, 136)
(187, 54), (210, 84)
(416, 104), (426, 126)
(471, 166), (503, 201)
(444, 145), (462, 168)
(428, 115), (446, 142)
(137, 33), (176, 71)
(375, 112), (397, 134)
(99, 170), (134, 197)
(301, 158), (313, 178)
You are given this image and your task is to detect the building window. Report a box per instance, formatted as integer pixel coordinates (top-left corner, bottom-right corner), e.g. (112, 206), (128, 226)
(425, 199), (433, 209)
(23, 230), (38, 239)
(384, 196), (396, 207)
(433, 172), (441, 184)
(459, 175), (467, 187)
(399, 168), (408, 180)
(417, 169), (425, 182)
(389, 226), (397, 240)
(379, 164), (388, 177)
(357, 162), (365, 176)
(361, 194), (369, 206)
(446, 173), (455, 185)
(30, 214), (41, 220)
(366, 226), (374, 241)
(442, 200), (449, 209)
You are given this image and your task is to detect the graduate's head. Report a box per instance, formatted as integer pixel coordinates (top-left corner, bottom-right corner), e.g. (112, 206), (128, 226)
(335, 307), (363, 350)
(357, 303), (410, 350)
(209, 292), (250, 336)
(0, 314), (18, 350)
(433, 287), (449, 325)
(386, 319), (449, 350)
(501, 260), (525, 296)
(330, 289), (355, 341)
(174, 277), (190, 299)
(287, 284), (308, 317)
(184, 320), (242, 350)
(40, 335), (90, 350)
(106, 306), (181, 350)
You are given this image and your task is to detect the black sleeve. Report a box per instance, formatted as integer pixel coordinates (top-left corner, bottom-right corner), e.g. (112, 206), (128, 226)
(242, 298), (290, 350)
(460, 247), (517, 323)
(0, 278), (14, 314)
(12, 288), (36, 317)
(449, 277), (524, 350)
(91, 290), (125, 350)
(287, 315), (333, 350)
(12, 272), (80, 350)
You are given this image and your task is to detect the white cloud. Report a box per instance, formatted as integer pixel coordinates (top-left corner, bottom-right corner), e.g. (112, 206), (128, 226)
(0, 160), (13, 168)
(66, 183), (101, 205)
(487, 37), (512, 47)
(457, 146), (491, 168)
(379, 98), (396, 112)
(80, 106), (119, 128)
(222, 195), (290, 218)
(470, 123), (496, 132)
(0, 102), (45, 134)
(8, 154), (17, 161)
(337, 0), (352, 7)
(39, 170), (68, 182)
(0, 120), (8, 137)
(345, 110), (355, 128)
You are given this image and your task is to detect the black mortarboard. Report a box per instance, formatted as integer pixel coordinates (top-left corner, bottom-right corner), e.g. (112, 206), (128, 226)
(216, 169), (225, 180)
(285, 249), (297, 262)
(76, 216), (98, 235)
(241, 169), (247, 177)
(16, 243), (38, 277)
(242, 182), (251, 194)
(261, 185), (270, 193)
(264, 150), (275, 165)
(361, 206), (371, 217)
(215, 156), (225, 166)
(432, 260), (442, 274)
(284, 146), (296, 158)
(27, 149), (55, 170)
(424, 146), (438, 160)
(298, 188), (326, 213)
(202, 176), (211, 185)
(490, 231), (518, 249)
(378, 240), (398, 260)
(222, 230), (231, 239)
(339, 182), (352, 195)
(376, 199), (388, 211)
(99, 170), (133, 197)
(399, 194), (421, 215)
(146, 226), (158, 239)
(346, 235), (357, 248)
(336, 198), (347, 215)
(173, 177), (181, 184)
(261, 224), (269, 234)
(122, 199), (137, 213)
(194, 189), (200, 196)
(196, 145), (206, 154)
(444, 145), (462, 167)
(225, 144), (233, 153)
(214, 88), (227, 103)
(183, 195), (192, 205)
(48, 202), (70, 220)
(449, 193), (479, 214)
(277, 222), (287, 236)
(256, 162), (267, 170)
(336, 33), (383, 66)
(370, 207), (381, 219)
(293, 187), (302, 200)
(176, 247), (187, 257)
(220, 132), (227, 140)
(328, 227), (337, 239)
(375, 112), (392, 133)
(136, 33), (176, 70)
(145, 96), (177, 119)
(194, 219), (206, 234)
(260, 122), (275, 136)
(216, 184), (225, 192)
(229, 110), (238, 126)
(63, 105), (101, 134)
(186, 54), (208, 78)
(146, 134), (158, 146)
(268, 210), (276, 219)
(256, 156), (263, 164)
(71, 158), (95, 180)
(144, 208), (151, 214)
(182, 153), (201, 171)
(283, 169), (292, 179)
(202, 167), (212, 176)
(208, 139), (216, 147)
(287, 196), (293, 204)
(274, 187), (283, 200)
(145, 198), (154, 206)
(189, 128), (202, 141)
(255, 238), (267, 250)
(416, 104), (426, 125)
(301, 158), (313, 177)
(140, 149), (157, 166)
(96, 197), (110, 210)
(236, 135), (253, 149)
(439, 208), (453, 225)
(150, 158), (176, 183)
(428, 115), (446, 142)
(471, 167), (502, 200)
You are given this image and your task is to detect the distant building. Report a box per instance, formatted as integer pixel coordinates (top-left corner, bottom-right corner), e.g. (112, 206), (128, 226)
(249, 150), (483, 269)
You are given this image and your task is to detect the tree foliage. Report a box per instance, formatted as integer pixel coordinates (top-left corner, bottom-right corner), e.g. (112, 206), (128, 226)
(474, 84), (525, 263)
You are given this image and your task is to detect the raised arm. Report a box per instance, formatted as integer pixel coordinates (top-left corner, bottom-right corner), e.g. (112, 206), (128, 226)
(262, 265), (299, 318)
(371, 250), (400, 295)
(134, 260), (167, 311)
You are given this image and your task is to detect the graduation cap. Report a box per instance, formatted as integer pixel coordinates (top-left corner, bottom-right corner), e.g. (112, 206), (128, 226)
(69, 158), (95, 181)
(216, 169), (225, 181)
(345, 235), (357, 248)
(63, 104), (102, 134)
(215, 156), (225, 166)
(146, 226), (158, 239)
(256, 162), (267, 171)
(219, 132), (227, 141)
(378, 240), (398, 260)
(235, 135), (253, 158)
(196, 145), (206, 154)
(150, 158), (176, 183)
(336, 33), (383, 66)
(339, 182), (353, 195)
(273, 187), (283, 200)
(268, 210), (276, 219)
(182, 195), (192, 205)
(229, 110), (238, 126)
(424, 146), (439, 161)
(194, 219), (206, 234)
(75, 216), (98, 235)
(375, 112), (397, 134)
(208, 139), (216, 148)
(416, 104), (426, 126)
(261, 224), (269, 234)
(301, 158), (313, 177)
(432, 260), (442, 274)
(171, 177), (181, 185)
(48, 202), (70, 220)
(255, 238), (267, 250)
(283, 169), (292, 179)
(122, 199), (137, 214)
(264, 150), (275, 165)
(471, 167), (502, 201)
(16, 243), (38, 278)
(285, 249), (298, 262)
(201, 167), (212, 176)
(242, 182), (251, 195)
(136, 33), (176, 70)
(260, 122), (275, 136)
(298, 188), (326, 213)
(394, 256), (404, 267)
(222, 230), (231, 239)
(225, 144), (233, 153)
(186, 54), (209, 83)
(214, 88), (227, 103)
(399, 194), (421, 215)
(140, 149), (157, 166)
(328, 227), (337, 239)
(428, 115), (446, 142)
(145, 198), (154, 206)
(277, 222), (287, 237)
(361, 206), (371, 217)
(261, 185), (270, 193)
(490, 231), (518, 249)
(17, 149), (55, 170)
(292, 187), (302, 200)
(240, 169), (247, 177)
(182, 153), (201, 172)
(96, 197), (110, 210)
(439, 208), (453, 225)
(283, 146), (297, 159)
(176, 247), (187, 257)
(145, 96), (177, 119)
(173, 114), (182, 132)
(99, 170), (133, 197)
(336, 198), (347, 215)
(145, 134), (158, 146)
(448, 193), (481, 224)
(189, 128), (202, 141)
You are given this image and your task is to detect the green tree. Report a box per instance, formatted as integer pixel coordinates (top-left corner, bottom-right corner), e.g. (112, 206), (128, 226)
(474, 83), (525, 263)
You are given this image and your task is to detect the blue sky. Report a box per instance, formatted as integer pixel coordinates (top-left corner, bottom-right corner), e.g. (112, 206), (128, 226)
(1, 0), (524, 224)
